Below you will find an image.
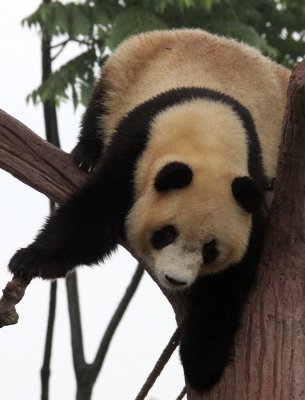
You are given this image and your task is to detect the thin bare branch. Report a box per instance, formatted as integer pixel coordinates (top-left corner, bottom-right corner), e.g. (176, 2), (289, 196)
(51, 38), (69, 49)
(176, 386), (186, 400)
(51, 41), (69, 61)
(134, 326), (181, 400)
(66, 272), (86, 371)
(40, 282), (57, 400)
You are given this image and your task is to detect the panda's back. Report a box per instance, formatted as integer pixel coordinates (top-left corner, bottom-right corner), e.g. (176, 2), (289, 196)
(100, 29), (290, 177)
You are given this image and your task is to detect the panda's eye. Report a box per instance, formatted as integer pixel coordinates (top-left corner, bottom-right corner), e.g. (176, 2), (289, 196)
(151, 225), (178, 250)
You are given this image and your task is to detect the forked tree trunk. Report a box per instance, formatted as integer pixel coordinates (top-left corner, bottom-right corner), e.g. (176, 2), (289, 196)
(0, 60), (305, 399)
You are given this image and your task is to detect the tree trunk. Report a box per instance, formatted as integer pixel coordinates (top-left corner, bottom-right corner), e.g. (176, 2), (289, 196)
(76, 378), (93, 400)
(0, 60), (305, 399)
(186, 61), (305, 399)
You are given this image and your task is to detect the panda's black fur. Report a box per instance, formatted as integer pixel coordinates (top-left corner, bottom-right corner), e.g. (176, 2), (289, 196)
(10, 87), (266, 275)
(9, 29), (289, 392)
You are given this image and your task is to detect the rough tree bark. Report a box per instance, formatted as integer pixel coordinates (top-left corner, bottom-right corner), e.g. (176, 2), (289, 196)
(0, 60), (305, 399)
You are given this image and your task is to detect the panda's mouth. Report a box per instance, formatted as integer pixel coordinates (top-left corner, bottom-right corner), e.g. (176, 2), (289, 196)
(164, 274), (188, 287)
(160, 273), (193, 290)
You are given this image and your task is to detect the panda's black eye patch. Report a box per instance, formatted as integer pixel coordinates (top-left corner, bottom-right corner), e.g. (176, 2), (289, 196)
(202, 239), (219, 264)
(151, 225), (178, 250)
(154, 162), (193, 192)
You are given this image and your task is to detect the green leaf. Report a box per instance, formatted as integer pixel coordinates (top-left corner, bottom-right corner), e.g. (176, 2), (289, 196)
(234, 24), (278, 56)
(24, 0), (305, 110)
(80, 81), (92, 106)
(106, 8), (167, 49)
(23, 2), (107, 40)
(27, 49), (97, 107)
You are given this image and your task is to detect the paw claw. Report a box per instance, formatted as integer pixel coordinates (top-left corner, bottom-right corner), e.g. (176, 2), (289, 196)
(71, 141), (102, 173)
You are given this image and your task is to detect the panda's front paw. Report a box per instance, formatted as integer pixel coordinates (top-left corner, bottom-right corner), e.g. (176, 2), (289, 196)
(71, 140), (102, 173)
(9, 247), (43, 281)
(8, 247), (68, 281)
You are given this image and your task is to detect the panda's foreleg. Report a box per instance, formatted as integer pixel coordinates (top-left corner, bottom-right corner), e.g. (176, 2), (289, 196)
(71, 80), (107, 172)
(8, 170), (122, 281)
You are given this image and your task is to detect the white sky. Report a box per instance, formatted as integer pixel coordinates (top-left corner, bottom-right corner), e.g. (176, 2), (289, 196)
(0, 2), (184, 399)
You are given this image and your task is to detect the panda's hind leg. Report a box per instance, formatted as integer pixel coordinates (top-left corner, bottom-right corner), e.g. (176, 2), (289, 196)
(71, 80), (107, 172)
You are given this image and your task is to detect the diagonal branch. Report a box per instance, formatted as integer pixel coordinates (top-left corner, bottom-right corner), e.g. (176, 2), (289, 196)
(0, 109), (87, 204)
(66, 273), (86, 372)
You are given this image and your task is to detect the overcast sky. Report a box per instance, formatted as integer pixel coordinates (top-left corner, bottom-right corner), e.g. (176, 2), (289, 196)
(0, 2), (184, 399)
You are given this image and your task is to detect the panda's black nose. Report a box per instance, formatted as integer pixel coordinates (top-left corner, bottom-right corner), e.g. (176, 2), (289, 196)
(202, 239), (219, 264)
(165, 274), (187, 286)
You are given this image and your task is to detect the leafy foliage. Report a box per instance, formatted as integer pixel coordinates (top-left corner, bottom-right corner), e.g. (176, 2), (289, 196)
(105, 8), (167, 48)
(28, 50), (97, 107)
(24, 0), (305, 108)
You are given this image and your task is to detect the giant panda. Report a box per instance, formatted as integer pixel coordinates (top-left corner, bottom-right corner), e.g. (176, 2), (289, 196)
(9, 30), (290, 391)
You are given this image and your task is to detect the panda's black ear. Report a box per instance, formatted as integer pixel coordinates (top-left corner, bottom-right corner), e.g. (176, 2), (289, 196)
(154, 162), (193, 192)
(232, 176), (263, 213)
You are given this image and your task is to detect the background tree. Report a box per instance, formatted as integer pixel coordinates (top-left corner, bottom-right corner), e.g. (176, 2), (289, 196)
(24, 0), (305, 109)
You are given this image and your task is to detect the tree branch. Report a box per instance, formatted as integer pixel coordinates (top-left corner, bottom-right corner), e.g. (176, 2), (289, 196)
(66, 273), (86, 373)
(40, 281), (57, 400)
(0, 277), (28, 327)
(0, 109), (87, 204)
(135, 326), (181, 400)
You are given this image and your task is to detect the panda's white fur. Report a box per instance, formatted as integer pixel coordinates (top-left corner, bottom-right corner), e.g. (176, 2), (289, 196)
(9, 29), (291, 392)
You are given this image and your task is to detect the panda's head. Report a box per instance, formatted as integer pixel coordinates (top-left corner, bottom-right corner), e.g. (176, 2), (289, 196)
(125, 99), (264, 291)
(126, 161), (263, 290)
